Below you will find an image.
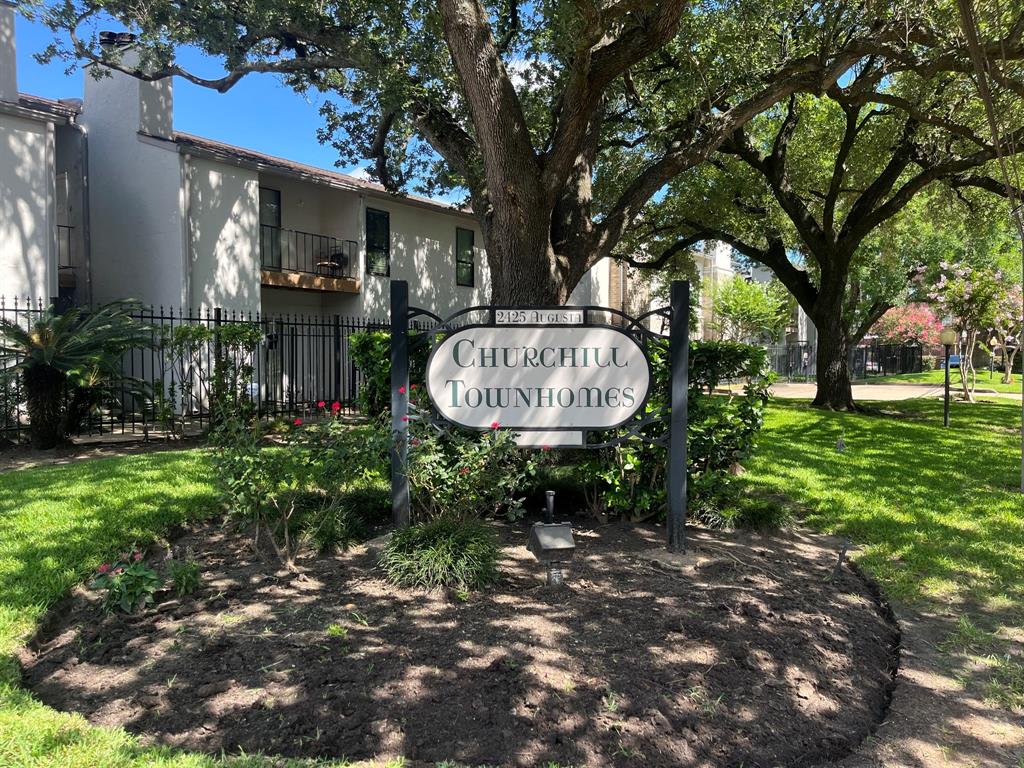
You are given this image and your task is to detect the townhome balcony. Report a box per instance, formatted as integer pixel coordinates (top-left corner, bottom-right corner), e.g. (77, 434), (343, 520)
(259, 225), (360, 293)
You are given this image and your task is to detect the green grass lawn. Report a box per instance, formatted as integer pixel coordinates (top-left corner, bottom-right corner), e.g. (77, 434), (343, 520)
(2, 400), (1021, 764)
(0, 450), (393, 768)
(867, 367), (1024, 394)
(742, 398), (1023, 606)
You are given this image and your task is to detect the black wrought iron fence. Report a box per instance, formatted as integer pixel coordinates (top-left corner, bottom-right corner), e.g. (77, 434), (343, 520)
(0, 296), (387, 441)
(764, 341), (923, 381)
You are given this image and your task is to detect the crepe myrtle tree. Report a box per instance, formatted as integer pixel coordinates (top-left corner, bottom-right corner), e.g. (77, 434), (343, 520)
(27, 1), (1024, 307)
(616, 55), (1024, 409)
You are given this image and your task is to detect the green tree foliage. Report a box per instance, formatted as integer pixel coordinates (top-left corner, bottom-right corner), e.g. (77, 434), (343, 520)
(25, 0), (1024, 304)
(0, 301), (154, 448)
(709, 275), (791, 342)
(619, 42), (1024, 409)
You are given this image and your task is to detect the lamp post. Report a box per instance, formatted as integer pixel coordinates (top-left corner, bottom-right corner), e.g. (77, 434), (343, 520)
(940, 327), (958, 427)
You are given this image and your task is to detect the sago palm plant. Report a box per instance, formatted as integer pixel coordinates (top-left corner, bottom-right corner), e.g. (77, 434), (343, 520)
(0, 301), (155, 448)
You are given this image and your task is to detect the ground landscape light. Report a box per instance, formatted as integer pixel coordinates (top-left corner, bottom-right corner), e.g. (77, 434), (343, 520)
(526, 490), (576, 586)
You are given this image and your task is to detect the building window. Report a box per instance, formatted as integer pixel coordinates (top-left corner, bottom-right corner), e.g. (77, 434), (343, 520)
(366, 208), (390, 276)
(456, 227), (475, 287)
(259, 187), (282, 269)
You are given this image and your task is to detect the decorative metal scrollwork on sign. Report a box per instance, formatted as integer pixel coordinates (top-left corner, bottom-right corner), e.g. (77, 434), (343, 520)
(389, 281), (691, 553)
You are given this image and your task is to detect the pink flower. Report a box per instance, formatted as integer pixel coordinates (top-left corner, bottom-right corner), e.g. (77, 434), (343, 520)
(331, 402), (341, 412)
(401, 416), (409, 422)
(293, 417), (303, 426)
(411, 438), (421, 446)
(119, 552), (129, 561)
(490, 421), (500, 429)
(459, 467), (470, 475)
(113, 567), (125, 576)
(132, 551), (143, 562)
(542, 445), (551, 452)
(97, 562), (111, 575)
(398, 385), (406, 394)
(317, 400), (326, 408)
(410, 384), (417, 390)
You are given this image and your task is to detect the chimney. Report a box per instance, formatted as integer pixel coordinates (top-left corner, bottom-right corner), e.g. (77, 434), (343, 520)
(86, 30), (173, 139)
(0, 0), (17, 103)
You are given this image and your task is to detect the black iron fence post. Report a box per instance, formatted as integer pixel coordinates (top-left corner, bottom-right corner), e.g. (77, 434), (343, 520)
(667, 280), (690, 553)
(391, 280), (411, 528)
(333, 314), (342, 403)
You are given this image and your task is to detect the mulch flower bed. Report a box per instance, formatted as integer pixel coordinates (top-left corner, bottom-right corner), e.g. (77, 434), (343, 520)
(21, 521), (898, 767)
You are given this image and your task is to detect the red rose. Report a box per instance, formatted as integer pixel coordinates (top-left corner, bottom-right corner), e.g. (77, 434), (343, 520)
(401, 416), (409, 422)
(398, 385), (406, 394)
(542, 445), (551, 452)
(490, 421), (500, 429)
(331, 402), (341, 412)
(293, 417), (303, 426)
(317, 400), (326, 408)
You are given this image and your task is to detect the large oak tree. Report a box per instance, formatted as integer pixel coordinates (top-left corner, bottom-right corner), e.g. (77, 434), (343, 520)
(620, 52), (1024, 408)
(29, 0), (1023, 306)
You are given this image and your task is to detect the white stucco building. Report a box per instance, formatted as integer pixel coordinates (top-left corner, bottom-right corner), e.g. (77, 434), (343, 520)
(0, 0), (90, 306)
(0, 7), (622, 320)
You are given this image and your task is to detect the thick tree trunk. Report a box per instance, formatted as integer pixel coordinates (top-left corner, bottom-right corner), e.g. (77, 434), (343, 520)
(484, 211), (569, 305)
(811, 312), (857, 411)
(24, 366), (68, 449)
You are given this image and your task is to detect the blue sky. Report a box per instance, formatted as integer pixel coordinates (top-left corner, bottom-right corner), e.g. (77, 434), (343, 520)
(14, 13), (367, 176)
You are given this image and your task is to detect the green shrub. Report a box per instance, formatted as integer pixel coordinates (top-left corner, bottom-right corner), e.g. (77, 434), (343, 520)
(167, 555), (201, 597)
(379, 517), (500, 590)
(404, 417), (539, 523)
(89, 550), (162, 613)
(336, 484), (391, 525)
(303, 496), (370, 553)
(0, 301), (156, 448)
(578, 340), (773, 528)
(350, 330), (430, 416)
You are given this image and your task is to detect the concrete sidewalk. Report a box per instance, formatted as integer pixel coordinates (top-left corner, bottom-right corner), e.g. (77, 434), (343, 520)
(770, 382), (946, 401)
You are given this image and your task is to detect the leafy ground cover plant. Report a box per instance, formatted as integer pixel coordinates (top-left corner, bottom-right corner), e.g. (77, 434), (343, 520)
(379, 517), (500, 590)
(89, 550), (162, 613)
(167, 554), (201, 597)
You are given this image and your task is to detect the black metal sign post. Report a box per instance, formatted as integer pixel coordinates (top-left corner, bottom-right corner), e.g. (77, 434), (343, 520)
(388, 278), (690, 552)
(391, 280), (411, 528)
(667, 280), (690, 553)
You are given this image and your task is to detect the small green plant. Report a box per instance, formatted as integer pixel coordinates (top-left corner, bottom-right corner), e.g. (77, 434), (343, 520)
(379, 517), (500, 590)
(90, 550), (162, 613)
(602, 689), (620, 713)
(167, 555), (201, 597)
(326, 623), (348, 639)
(303, 495), (369, 553)
(686, 685), (723, 715)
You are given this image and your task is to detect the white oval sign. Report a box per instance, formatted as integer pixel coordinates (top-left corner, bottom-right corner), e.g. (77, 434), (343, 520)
(425, 325), (651, 431)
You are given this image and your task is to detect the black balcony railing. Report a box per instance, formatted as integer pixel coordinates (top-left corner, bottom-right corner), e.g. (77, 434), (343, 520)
(260, 225), (357, 278)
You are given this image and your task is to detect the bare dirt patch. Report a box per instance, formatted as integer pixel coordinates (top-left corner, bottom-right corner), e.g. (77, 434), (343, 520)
(20, 521), (898, 767)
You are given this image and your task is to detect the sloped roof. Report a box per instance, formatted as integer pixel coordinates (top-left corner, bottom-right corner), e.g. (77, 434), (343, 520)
(173, 131), (474, 219)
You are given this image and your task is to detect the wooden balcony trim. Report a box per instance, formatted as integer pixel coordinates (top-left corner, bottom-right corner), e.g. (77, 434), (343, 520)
(260, 269), (360, 294)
